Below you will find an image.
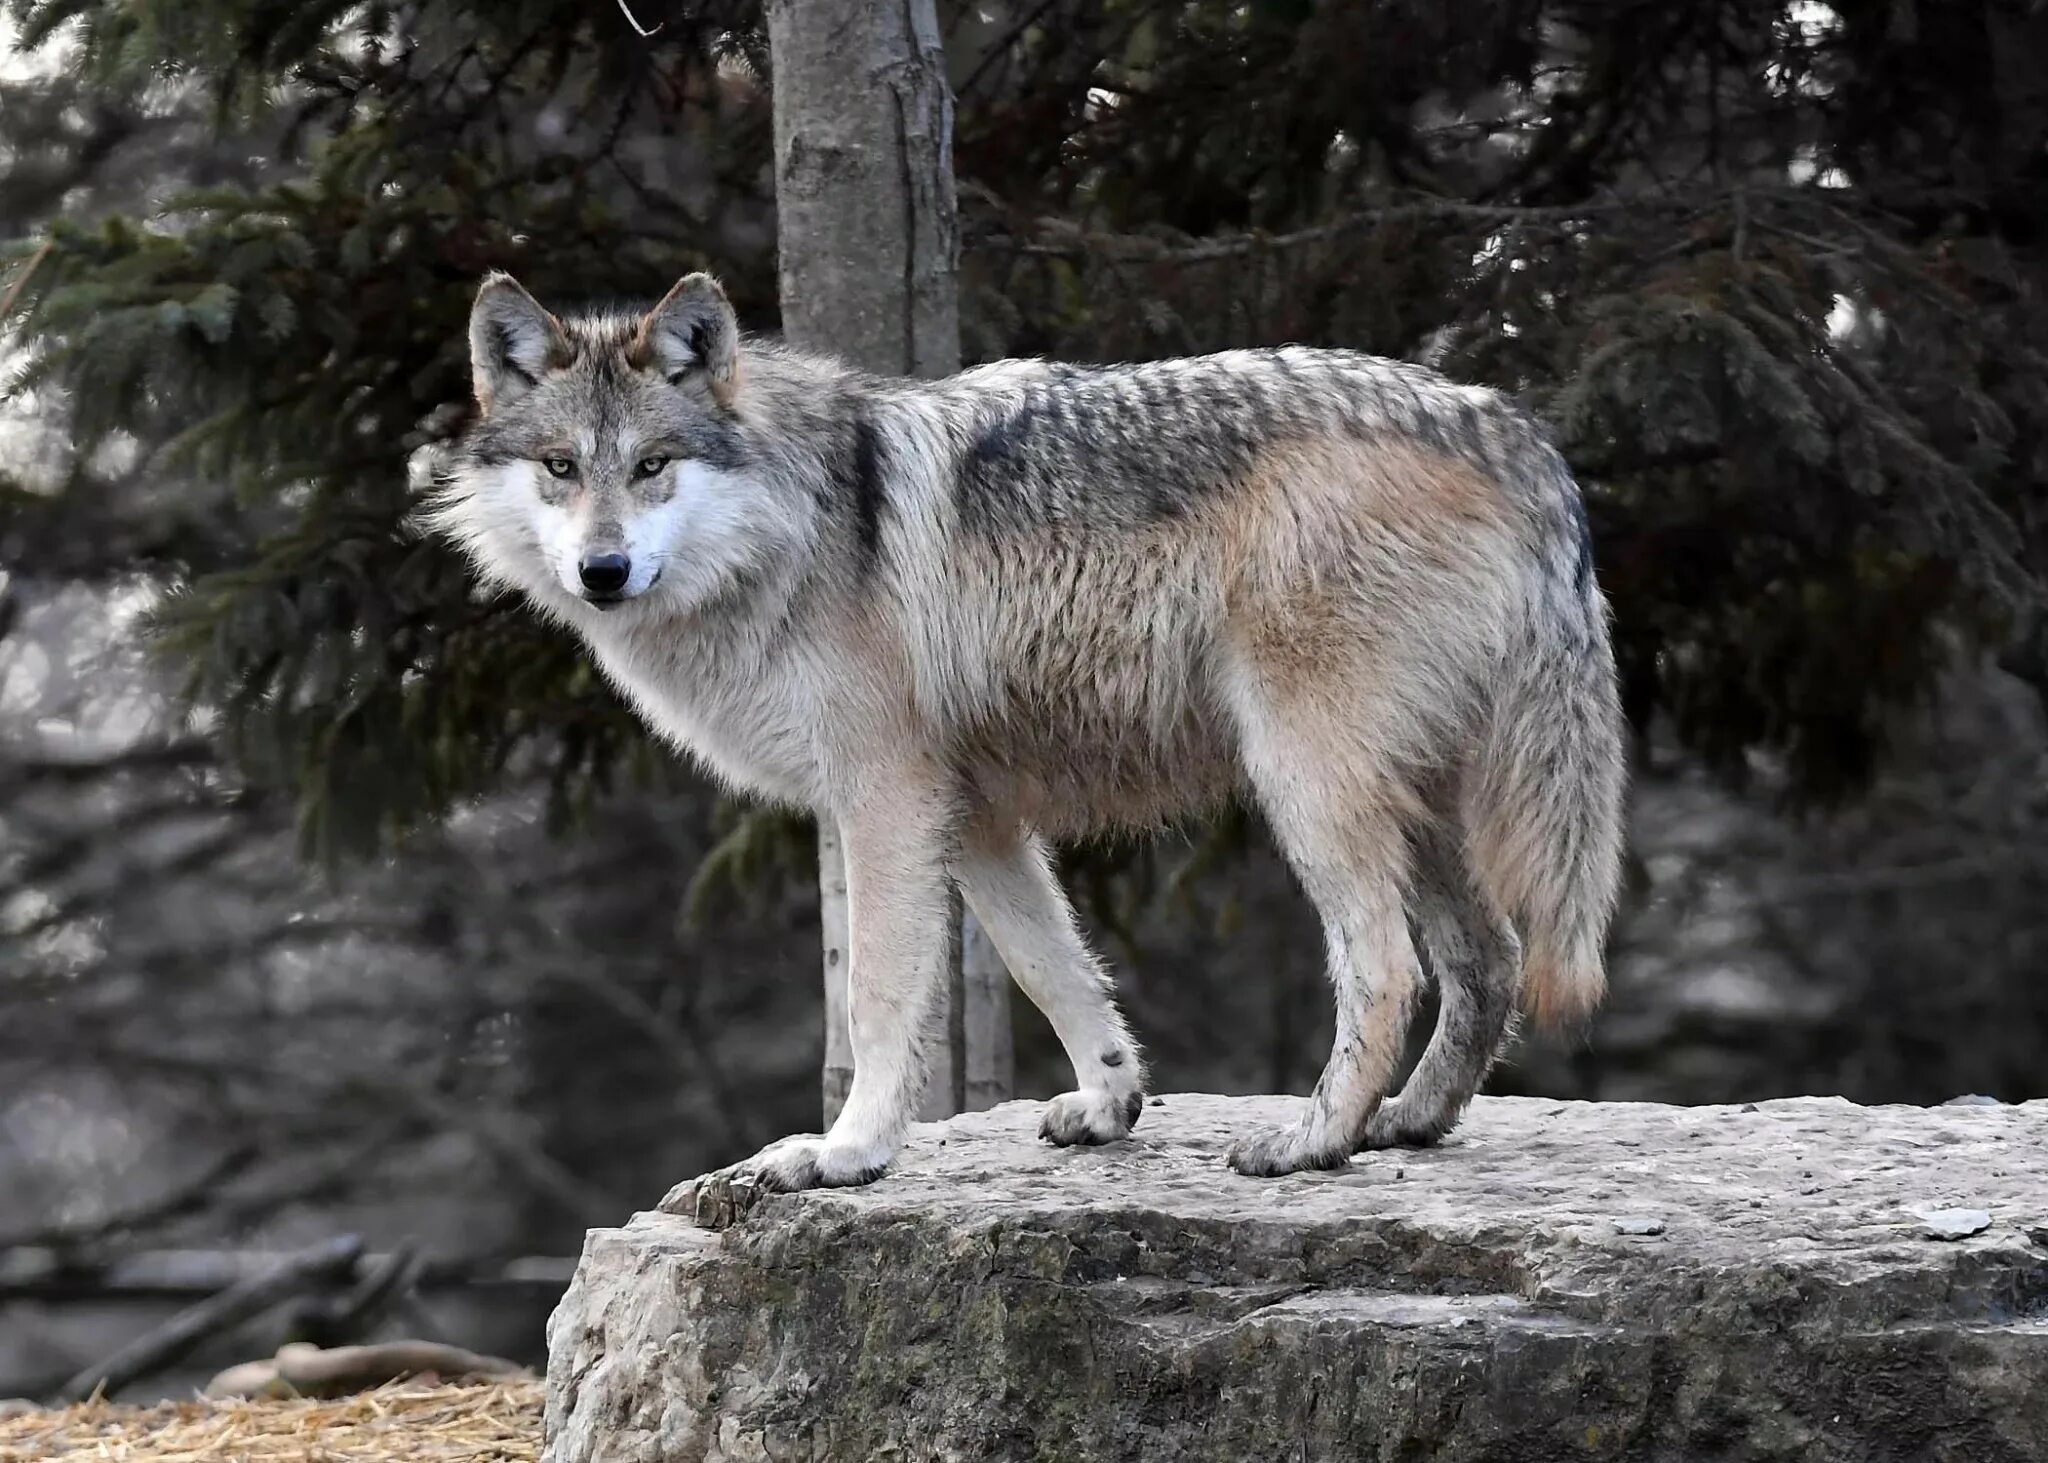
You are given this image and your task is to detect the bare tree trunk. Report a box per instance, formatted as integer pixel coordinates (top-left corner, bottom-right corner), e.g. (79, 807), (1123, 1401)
(817, 820), (853, 1123)
(960, 907), (1013, 1111)
(770, 0), (1012, 1128)
(919, 894), (965, 1119)
(766, 0), (959, 377)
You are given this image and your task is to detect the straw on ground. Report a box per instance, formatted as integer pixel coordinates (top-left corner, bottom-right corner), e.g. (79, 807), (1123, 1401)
(0, 1379), (541, 1462)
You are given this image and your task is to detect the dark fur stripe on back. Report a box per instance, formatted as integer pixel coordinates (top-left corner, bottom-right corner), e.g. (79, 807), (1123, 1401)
(846, 406), (887, 569)
(956, 362), (1283, 536)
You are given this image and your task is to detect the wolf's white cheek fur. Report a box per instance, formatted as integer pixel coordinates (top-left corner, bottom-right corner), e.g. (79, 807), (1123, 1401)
(496, 466), (616, 599)
(442, 462), (573, 604)
(531, 495), (582, 597)
(631, 461), (795, 609)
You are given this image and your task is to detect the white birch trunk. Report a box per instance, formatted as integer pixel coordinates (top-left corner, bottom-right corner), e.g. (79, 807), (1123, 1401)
(817, 819), (854, 1125)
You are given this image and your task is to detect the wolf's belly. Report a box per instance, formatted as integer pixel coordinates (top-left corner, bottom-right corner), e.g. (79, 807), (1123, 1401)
(951, 696), (1243, 837)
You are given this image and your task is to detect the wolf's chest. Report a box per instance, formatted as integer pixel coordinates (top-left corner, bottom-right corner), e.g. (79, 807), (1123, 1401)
(584, 625), (824, 806)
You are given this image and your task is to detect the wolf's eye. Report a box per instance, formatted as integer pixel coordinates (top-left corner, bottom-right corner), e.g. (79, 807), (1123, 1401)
(542, 456), (575, 480)
(634, 455), (670, 479)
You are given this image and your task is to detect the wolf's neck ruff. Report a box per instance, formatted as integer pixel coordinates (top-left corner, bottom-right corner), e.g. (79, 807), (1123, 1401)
(431, 271), (1624, 1195)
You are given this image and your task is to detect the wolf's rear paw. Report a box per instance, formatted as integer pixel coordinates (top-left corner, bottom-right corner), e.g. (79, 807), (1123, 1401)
(1039, 1087), (1143, 1146)
(1358, 1098), (1453, 1151)
(660, 1134), (891, 1228)
(1225, 1123), (1351, 1178)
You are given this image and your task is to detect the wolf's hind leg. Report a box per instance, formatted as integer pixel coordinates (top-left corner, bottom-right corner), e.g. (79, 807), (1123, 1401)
(955, 820), (1145, 1146)
(1226, 718), (1423, 1177)
(1360, 823), (1519, 1150)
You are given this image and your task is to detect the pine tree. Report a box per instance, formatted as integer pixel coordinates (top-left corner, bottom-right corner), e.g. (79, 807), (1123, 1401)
(3, 0), (2041, 840)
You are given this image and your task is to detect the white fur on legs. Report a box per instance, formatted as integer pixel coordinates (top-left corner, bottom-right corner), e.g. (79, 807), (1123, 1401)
(812, 783), (957, 1179)
(1037, 1087), (1143, 1145)
(954, 821), (1145, 1147)
(694, 776), (954, 1202)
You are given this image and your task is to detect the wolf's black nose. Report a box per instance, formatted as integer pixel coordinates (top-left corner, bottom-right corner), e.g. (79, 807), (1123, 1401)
(579, 552), (631, 596)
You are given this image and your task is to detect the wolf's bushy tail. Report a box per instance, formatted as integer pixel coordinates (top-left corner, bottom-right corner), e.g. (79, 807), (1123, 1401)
(1464, 450), (1627, 1029)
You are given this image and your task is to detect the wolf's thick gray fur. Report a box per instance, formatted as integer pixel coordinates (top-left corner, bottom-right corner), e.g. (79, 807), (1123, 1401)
(428, 272), (1625, 1190)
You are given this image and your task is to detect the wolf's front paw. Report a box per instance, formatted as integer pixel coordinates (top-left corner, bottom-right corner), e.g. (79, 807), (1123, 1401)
(1357, 1097), (1452, 1151)
(1225, 1124), (1351, 1178)
(659, 1135), (892, 1228)
(1039, 1087), (1144, 1147)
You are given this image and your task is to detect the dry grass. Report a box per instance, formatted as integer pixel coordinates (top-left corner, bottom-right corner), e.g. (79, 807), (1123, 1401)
(0, 1380), (541, 1462)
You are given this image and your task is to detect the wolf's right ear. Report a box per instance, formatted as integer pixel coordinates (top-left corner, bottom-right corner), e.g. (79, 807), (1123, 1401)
(469, 274), (570, 415)
(630, 273), (740, 409)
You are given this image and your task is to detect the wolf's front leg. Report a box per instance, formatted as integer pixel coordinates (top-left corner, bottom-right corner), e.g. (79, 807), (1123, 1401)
(666, 784), (953, 1217)
(955, 820), (1145, 1145)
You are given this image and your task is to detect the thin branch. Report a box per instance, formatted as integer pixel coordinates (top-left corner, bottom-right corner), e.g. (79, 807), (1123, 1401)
(614, 0), (664, 38)
(958, 0), (1062, 98)
(0, 738), (214, 784)
(997, 197), (1674, 266)
(56, 1235), (364, 1401)
(0, 237), (54, 320)
(287, 1244), (425, 1346)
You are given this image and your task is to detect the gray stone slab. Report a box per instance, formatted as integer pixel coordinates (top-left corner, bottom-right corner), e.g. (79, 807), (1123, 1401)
(547, 1093), (2048, 1462)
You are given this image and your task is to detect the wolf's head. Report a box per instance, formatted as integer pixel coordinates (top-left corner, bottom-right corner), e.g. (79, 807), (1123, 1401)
(428, 272), (798, 618)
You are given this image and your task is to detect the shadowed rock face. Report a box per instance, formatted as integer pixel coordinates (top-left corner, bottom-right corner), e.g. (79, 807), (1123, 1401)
(546, 1094), (2048, 1463)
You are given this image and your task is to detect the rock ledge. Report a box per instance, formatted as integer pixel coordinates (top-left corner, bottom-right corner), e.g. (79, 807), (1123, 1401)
(546, 1093), (2048, 1462)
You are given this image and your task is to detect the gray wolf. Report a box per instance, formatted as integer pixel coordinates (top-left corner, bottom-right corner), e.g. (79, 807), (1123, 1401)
(426, 270), (1625, 1190)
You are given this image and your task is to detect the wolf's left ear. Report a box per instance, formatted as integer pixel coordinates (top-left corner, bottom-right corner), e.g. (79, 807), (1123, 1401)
(470, 273), (570, 415)
(631, 273), (740, 409)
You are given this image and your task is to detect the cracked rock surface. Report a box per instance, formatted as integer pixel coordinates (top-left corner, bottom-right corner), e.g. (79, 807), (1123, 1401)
(546, 1093), (2048, 1462)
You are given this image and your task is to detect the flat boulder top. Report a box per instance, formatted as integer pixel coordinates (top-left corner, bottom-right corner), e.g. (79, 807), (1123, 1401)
(661, 1092), (2048, 1333)
(555, 1095), (2048, 1462)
